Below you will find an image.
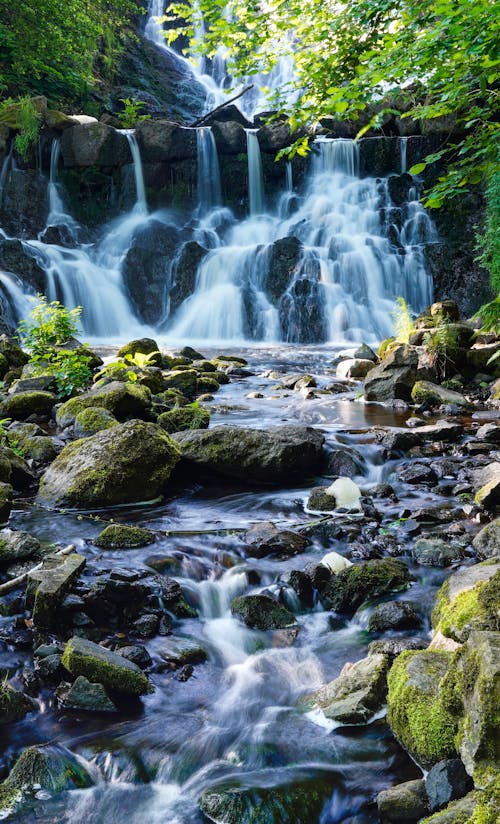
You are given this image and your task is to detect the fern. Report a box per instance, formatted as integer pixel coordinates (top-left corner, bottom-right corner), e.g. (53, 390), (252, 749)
(474, 295), (500, 335)
(423, 322), (460, 381)
(392, 297), (415, 344)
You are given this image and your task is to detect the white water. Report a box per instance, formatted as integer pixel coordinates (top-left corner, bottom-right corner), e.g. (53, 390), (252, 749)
(125, 132), (148, 214)
(400, 137), (409, 174)
(196, 127), (222, 214)
(0, 271), (35, 325)
(44, 138), (80, 238)
(246, 130), (265, 216)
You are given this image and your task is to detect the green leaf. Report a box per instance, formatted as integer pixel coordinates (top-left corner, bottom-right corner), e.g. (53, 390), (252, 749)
(409, 162), (427, 175)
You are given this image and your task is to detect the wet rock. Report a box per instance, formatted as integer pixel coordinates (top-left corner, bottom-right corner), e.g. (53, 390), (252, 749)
(319, 551), (353, 574)
(0, 390), (55, 420)
(325, 445), (364, 478)
(425, 759), (473, 813)
(368, 637), (427, 658)
(475, 423), (500, 444)
(244, 521), (309, 558)
(368, 601), (421, 632)
(27, 552), (86, 627)
(377, 779), (429, 823)
(93, 524), (156, 549)
(431, 562), (500, 642)
(61, 122), (130, 166)
(117, 645), (152, 669)
(136, 119), (196, 162)
(283, 570), (314, 608)
(133, 614), (159, 637)
(231, 594), (296, 630)
(411, 381), (469, 408)
(364, 344), (418, 402)
(172, 425), (324, 484)
(0, 528), (40, 564)
(122, 221), (180, 325)
(0, 684), (36, 724)
(56, 675), (117, 712)
(303, 653), (389, 723)
(319, 558), (411, 615)
(337, 358), (376, 379)
(162, 369), (198, 398)
(157, 405), (210, 433)
(354, 343), (377, 361)
(266, 236), (302, 300)
(34, 653), (63, 684)
(160, 637), (208, 667)
(307, 486), (336, 511)
(382, 421), (464, 452)
(38, 420), (180, 508)
(0, 482), (13, 522)
(56, 381), (151, 427)
(413, 538), (465, 567)
(472, 518), (500, 559)
(473, 462), (500, 510)
(398, 463), (438, 485)
(419, 791), (479, 824)
(387, 649), (458, 768)
(61, 636), (150, 695)
(74, 407), (119, 438)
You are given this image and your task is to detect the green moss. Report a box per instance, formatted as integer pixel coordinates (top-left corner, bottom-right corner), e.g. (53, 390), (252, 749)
(387, 650), (458, 767)
(74, 406), (118, 437)
(56, 382), (151, 427)
(157, 405), (210, 434)
(93, 523), (155, 549)
(162, 370), (198, 398)
(320, 558), (411, 614)
(61, 636), (149, 695)
(433, 572), (500, 641)
(0, 391), (55, 420)
(196, 375), (220, 394)
(0, 685), (35, 723)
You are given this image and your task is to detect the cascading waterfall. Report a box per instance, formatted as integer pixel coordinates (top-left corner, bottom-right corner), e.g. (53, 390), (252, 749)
(124, 131), (148, 213)
(0, 271), (35, 326)
(246, 130), (265, 216)
(0, 143), (13, 209)
(196, 127), (222, 214)
(400, 137), (409, 174)
(44, 138), (80, 237)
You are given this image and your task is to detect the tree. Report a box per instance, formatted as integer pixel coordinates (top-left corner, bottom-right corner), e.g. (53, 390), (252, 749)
(165, 0), (500, 205)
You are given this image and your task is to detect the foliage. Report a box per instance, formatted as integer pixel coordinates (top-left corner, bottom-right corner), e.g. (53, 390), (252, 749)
(0, 1), (136, 105)
(0, 418), (11, 447)
(392, 297), (414, 344)
(118, 98), (151, 129)
(123, 351), (160, 368)
(423, 322), (460, 380)
(474, 296), (500, 335)
(29, 350), (93, 400)
(165, 0), (500, 205)
(6, 97), (42, 158)
(476, 169), (500, 293)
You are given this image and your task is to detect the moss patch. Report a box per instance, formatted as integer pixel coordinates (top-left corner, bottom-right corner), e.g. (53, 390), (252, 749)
(93, 523), (155, 549)
(432, 572), (500, 642)
(61, 636), (150, 695)
(157, 405), (210, 434)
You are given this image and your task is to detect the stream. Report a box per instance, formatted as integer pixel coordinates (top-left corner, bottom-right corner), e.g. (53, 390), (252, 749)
(0, 343), (465, 823)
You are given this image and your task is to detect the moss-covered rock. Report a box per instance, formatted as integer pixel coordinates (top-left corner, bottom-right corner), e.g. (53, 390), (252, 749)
(27, 552), (86, 627)
(196, 375), (220, 394)
(472, 519), (500, 560)
(74, 406), (119, 438)
(420, 781), (499, 824)
(377, 779), (429, 824)
(56, 676), (117, 712)
(411, 381), (469, 407)
(431, 564), (500, 643)
(231, 594), (296, 630)
(0, 335), (29, 369)
(302, 653), (390, 723)
(93, 524), (156, 549)
(162, 369), (198, 398)
(157, 405), (210, 433)
(61, 636), (150, 695)
(0, 528), (40, 564)
(387, 650), (458, 768)
(155, 388), (189, 409)
(56, 381), (151, 427)
(37, 420), (180, 508)
(0, 390), (55, 420)
(0, 481), (12, 522)
(8, 429), (57, 463)
(319, 558), (411, 615)
(0, 744), (94, 809)
(117, 338), (161, 363)
(0, 684), (36, 724)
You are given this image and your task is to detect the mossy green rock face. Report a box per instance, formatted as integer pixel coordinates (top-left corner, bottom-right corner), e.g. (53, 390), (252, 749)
(200, 775), (334, 824)
(61, 636), (150, 695)
(319, 558), (411, 615)
(420, 784), (499, 824)
(172, 425), (325, 484)
(303, 653), (390, 723)
(411, 381), (468, 407)
(0, 391), (55, 420)
(74, 406), (119, 438)
(93, 524), (155, 549)
(157, 405), (210, 433)
(6, 744), (94, 792)
(117, 338), (161, 362)
(163, 369), (198, 398)
(196, 375), (220, 394)
(57, 676), (117, 712)
(0, 685), (35, 724)
(56, 381), (151, 427)
(231, 594), (296, 630)
(0, 335), (29, 369)
(387, 650), (458, 768)
(0, 482), (12, 522)
(27, 552), (86, 627)
(431, 563), (500, 643)
(472, 519), (500, 560)
(37, 420), (180, 508)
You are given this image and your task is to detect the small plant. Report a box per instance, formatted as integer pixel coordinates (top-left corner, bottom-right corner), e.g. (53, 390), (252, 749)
(13, 96), (41, 158)
(476, 168), (500, 294)
(118, 98), (151, 129)
(123, 351), (160, 369)
(393, 297), (415, 344)
(473, 295), (500, 336)
(423, 322), (461, 381)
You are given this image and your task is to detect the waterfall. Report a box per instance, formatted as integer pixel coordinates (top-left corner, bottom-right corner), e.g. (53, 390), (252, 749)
(400, 137), (409, 173)
(0, 143), (13, 209)
(125, 132), (147, 213)
(197, 127), (221, 214)
(44, 139), (79, 238)
(286, 162), (293, 192)
(0, 271), (35, 325)
(246, 130), (265, 216)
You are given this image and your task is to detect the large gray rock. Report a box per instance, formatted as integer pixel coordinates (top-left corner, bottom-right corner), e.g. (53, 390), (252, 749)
(231, 594), (296, 630)
(211, 121), (247, 154)
(56, 676), (117, 712)
(61, 636), (150, 695)
(472, 519), (500, 559)
(122, 220), (180, 325)
(61, 123), (130, 166)
(136, 119), (197, 162)
(266, 236), (302, 301)
(37, 420), (180, 508)
(425, 759), (473, 813)
(377, 779), (429, 823)
(319, 558), (411, 615)
(172, 425), (325, 484)
(368, 600), (421, 632)
(170, 241), (207, 313)
(303, 653), (389, 723)
(413, 538), (465, 567)
(0, 238), (45, 293)
(0, 529), (40, 564)
(27, 552), (86, 627)
(364, 344), (418, 402)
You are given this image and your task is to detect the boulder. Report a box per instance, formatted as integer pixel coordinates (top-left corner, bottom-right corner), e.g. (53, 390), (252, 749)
(475, 423), (500, 445)
(303, 654), (389, 723)
(419, 791), (481, 824)
(231, 594), (296, 630)
(382, 420), (464, 452)
(307, 486), (336, 512)
(0, 529), (40, 564)
(431, 563), (499, 643)
(61, 636), (150, 695)
(160, 637), (208, 667)
(425, 759), (473, 813)
(170, 241), (207, 313)
(56, 676), (117, 712)
(266, 236), (302, 301)
(413, 538), (465, 567)
(368, 600), (421, 632)
(398, 463), (438, 485)
(364, 344), (418, 402)
(369, 637), (427, 658)
(0, 482), (12, 522)
(377, 779), (429, 823)
(117, 338), (161, 360)
(411, 381), (469, 407)
(387, 649), (458, 768)
(0, 446), (34, 490)
(172, 425), (325, 484)
(325, 445), (364, 477)
(244, 521), (309, 558)
(162, 369), (198, 398)
(0, 239), (45, 294)
(211, 120), (247, 154)
(122, 221), (180, 325)
(0, 684), (35, 724)
(27, 552), (86, 627)
(93, 524), (155, 549)
(136, 119), (197, 163)
(337, 358), (376, 379)
(56, 381), (151, 427)
(60, 122), (130, 166)
(0, 390), (55, 420)
(74, 407), (119, 438)
(472, 519), (500, 559)
(37, 420), (180, 508)
(157, 405), (210, 433)
(319, 558), (411, 615)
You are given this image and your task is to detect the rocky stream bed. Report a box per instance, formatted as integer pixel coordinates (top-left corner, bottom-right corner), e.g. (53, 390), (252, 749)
(0, 312), (498, 823)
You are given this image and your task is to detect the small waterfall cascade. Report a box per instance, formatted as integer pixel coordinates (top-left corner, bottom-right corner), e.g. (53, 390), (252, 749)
(45, 139), (79, 237)
(196, 127), (221, 214)
(0, 143), (13, 210)
(285, 162), (293, 192)
(0, 271), (35, 326)
(246, 130), (265, 216)
(124, 132), (148, 213)
(400, 137), (409, 173)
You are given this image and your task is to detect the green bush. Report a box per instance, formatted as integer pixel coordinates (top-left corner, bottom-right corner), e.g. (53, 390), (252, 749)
(477, 168), (500, 294)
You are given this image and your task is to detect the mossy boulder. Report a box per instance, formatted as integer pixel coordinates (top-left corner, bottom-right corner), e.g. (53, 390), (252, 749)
(172, 425), (325, 484)
(27, 552), (86, 627)
(61, 636), (150, 695)
(7, 428), (57, 463)
(0, 684), (36, 724)
(56, 381), (151, 427)
(157, 405), (210, 433)
(231, 594), (296, 630)
(196, 375), (220, 394)
(74, 406), (119, 438)
(387, 650), (458, 768)
(0, 482), (12, 522)
(411, 381), (468, 408)
(37, 420), (180, 508)
(472, 519), (500, 560)
(56, 676), (117, 712)
(302, 653), (390, 723)
(0, 335), (29, 369)
(0, 528), (40, 564)
(377, 779), (429, 824)
(0, 390), (55, 420)
(93, 524), (155, 549)
(155, 388), (189, 409)
(431, 563), (500, 643)
(319, 558), (411, 615)
(117, 338), (161, 364)
(0, 446), (33, 489)
(162, 369), (198, 398)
